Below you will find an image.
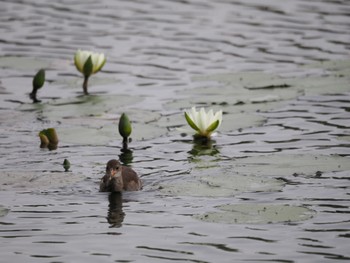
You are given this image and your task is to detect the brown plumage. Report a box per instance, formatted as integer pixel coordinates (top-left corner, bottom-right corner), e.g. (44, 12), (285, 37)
(100, 159), (142, 192)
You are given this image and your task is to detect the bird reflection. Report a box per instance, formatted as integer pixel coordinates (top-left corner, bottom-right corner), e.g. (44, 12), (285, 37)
(107, 192), (125, 228)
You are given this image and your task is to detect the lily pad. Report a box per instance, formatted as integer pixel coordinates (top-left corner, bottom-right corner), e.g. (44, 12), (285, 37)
(194, 203), (314, 224)
(0, 171), (85, 191)
(230, 154), (350, 177)
(0, 56), (51, 70)
(303, 60), (350, 77)
(18, 94), (143, 119)
(193, 71), (291, 90)
(159, 167), (284, 197)
(57, 121), (166, 145)
(54, 75), (118, 89)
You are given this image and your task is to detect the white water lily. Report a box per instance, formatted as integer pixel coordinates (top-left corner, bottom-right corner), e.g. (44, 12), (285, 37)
(185, 107), (223, 138)
(74, 50), (106, 75)
(74, 50), (106, 95)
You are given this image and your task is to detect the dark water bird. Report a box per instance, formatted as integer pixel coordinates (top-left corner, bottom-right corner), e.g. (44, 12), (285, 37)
(100, 159), (142, 192)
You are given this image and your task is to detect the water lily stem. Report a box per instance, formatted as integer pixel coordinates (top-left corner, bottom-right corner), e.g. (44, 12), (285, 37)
(83, 76), (89, 95)
(122, 137), (128, 151)
(29, 88), (40, 103)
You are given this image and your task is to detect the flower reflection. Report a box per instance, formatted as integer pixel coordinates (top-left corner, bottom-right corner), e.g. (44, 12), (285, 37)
(188, 138), (220, 157)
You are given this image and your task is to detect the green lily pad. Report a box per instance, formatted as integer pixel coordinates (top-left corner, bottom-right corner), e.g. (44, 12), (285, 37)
(193, 71), (291, 90)
(54, 75), (118, 89)
(194, 203), (314, 224)
(159, 167), (284, 197)
(57, 121), (166, 145)
(231, 154), (350, 177)
(303, 60), (350, 77)
(0, 56), (51, 70)
(0, 171), (85, 191)
(18, 94), (143, 118)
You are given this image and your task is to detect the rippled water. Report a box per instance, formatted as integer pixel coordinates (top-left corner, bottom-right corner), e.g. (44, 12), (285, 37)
(1, 0), (350, 262)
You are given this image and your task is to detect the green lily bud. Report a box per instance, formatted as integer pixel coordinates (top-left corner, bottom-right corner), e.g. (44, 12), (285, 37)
(118, 113), (132, 140)
(63, 159), (71, 172)
(45, 128), (59, 145)
(30, 69), (45, 103)
(33, 69), (45, 90)
(39, 128), (59, 150)
(39, 132), (49, 148)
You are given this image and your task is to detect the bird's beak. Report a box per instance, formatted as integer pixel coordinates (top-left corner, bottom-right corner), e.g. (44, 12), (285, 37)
(106, 168), (121, 177)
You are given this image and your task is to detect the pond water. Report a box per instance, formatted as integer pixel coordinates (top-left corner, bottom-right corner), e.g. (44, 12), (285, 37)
(1, 0), (350, 262)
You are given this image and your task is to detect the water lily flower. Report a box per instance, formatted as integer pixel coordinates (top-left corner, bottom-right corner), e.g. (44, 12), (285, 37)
(74, 50), (106, 95)
(184, 107), (223, 139)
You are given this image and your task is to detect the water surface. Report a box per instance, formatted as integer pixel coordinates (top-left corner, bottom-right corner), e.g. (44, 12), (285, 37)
(0, 0), (350, 262)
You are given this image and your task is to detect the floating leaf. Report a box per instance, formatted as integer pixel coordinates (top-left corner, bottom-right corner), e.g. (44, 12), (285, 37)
(194, 204), (314, 224)
(159, 168), (284, 197)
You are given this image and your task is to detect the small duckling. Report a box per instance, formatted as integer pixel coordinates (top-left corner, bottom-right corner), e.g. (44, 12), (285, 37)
(100, 159), (142, 192)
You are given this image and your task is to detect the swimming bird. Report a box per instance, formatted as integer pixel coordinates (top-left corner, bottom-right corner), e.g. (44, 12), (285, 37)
(100, 159), (142, 192)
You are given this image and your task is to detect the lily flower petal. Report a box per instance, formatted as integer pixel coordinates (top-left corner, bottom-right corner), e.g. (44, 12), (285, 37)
(74, 50), (106, 76)
(184, 107), (223, 138)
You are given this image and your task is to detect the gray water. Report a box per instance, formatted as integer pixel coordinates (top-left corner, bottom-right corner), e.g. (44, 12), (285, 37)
(1, 0), (350, 262)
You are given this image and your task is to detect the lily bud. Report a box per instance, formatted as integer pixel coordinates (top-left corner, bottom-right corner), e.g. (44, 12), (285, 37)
(118, 113), (132, 140)
(63, 159), (71, 172)
(39, 132), (49, 148)
(33, 69), (45, 91)
(45, 128), (59, 145)
(38, 128), (59, 150)
(30, 69), (45, 103)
